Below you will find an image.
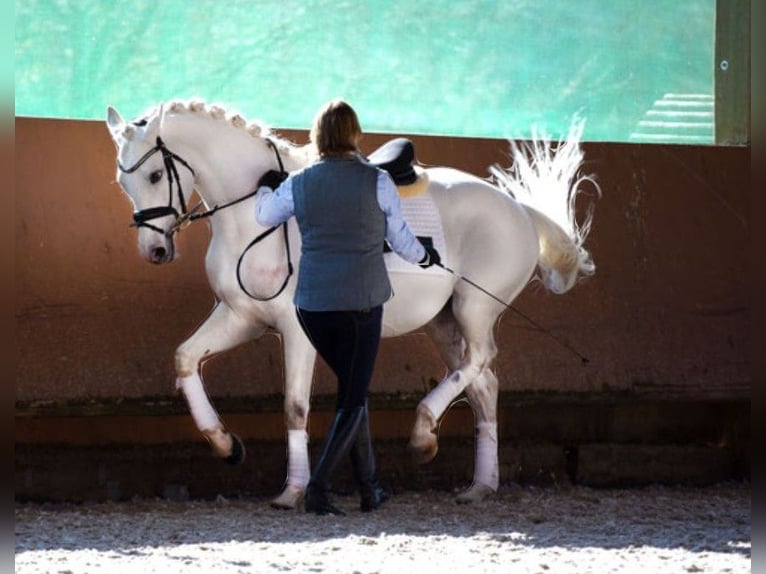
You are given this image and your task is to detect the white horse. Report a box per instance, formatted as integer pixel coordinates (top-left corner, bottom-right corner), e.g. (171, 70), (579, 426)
(106, 100), (598, 508)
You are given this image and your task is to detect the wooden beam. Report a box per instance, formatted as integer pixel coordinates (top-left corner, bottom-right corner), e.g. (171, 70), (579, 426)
(715, 0), (750, 144)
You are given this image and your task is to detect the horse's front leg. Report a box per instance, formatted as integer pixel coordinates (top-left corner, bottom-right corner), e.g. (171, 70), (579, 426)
(175, 301), (267, 463)
(269, 314), (317, 510)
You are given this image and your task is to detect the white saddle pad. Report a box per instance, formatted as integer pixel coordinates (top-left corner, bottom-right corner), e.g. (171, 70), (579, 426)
(384, 189), (446, 274)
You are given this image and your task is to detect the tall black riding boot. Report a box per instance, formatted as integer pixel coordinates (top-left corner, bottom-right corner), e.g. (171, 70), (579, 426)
(305, 406), (365, 516)
(350, 403), (391, 512)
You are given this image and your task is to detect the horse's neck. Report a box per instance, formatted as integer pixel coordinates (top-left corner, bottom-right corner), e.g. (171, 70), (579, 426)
(162, 113), (308, 214)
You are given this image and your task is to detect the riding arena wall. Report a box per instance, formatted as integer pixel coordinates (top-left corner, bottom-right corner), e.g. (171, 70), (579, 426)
(15, 117), (750, 501)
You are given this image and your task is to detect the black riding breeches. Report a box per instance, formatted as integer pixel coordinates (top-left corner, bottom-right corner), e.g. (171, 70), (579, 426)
(296, 306), (383, 410)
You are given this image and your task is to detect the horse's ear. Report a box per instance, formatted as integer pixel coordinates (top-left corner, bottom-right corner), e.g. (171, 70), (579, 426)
(144, 103), (164, 137)
(106, 106), (125, 141)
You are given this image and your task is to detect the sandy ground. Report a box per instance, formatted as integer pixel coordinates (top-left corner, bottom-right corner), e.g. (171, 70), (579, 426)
(15, 482), (750, 574)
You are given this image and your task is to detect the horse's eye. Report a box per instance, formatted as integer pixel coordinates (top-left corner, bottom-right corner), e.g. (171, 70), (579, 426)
(149, 170), (163, 184)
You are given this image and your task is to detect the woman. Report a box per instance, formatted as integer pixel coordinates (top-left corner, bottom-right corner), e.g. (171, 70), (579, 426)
(256, 99), (440, 515)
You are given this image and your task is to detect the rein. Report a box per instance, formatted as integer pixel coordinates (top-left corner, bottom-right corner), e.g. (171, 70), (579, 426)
(235, 223), (293, 301)
(119, 135), (293, 301)
(181, 138), (288, 233)
(234, 138), (294, 301)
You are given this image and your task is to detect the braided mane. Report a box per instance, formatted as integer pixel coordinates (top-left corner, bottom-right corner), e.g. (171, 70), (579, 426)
(123, 99), (300, 157)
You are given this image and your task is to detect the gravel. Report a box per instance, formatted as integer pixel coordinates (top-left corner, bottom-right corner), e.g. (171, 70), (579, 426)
(15, 482), (750, 574)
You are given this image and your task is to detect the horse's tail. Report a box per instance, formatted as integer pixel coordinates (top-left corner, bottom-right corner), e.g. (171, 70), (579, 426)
(489, 117), (600, 295)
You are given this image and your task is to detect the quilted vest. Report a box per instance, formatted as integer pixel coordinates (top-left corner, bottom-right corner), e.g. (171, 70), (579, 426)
(292, 156), (392, 311)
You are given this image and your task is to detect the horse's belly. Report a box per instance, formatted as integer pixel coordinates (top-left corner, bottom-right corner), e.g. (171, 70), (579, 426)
(381, 271), (454, 337)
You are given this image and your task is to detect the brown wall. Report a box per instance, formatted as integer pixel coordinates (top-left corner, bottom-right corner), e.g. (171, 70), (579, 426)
(16, 118), (750, 410)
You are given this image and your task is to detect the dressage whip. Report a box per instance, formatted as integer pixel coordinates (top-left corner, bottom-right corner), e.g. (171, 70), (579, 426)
(433, 261), (590, 365)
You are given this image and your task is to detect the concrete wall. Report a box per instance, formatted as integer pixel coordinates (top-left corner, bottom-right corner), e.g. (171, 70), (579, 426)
(15, 117), (750, 499)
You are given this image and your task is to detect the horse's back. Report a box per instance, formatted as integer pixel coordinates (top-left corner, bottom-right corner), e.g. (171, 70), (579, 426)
(426, 167), (539, 281)
(381, 167), (540, 337)
(426, 167), (534, 236)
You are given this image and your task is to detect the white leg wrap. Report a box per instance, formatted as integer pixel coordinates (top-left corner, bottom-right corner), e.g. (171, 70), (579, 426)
(286, 429), (310, 488)
(475, 422), (499, 490)
(176, 373), (220, 432)
(421, 374), (463, 419)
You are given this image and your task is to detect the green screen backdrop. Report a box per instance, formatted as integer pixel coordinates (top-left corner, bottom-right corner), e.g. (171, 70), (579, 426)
(15, 0), (716, 143)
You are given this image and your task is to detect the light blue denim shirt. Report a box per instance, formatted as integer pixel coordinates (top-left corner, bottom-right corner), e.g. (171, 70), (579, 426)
(256, 168), (425, 265)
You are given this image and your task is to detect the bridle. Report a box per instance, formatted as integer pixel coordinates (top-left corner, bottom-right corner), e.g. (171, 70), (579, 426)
(118, 136), (196, 235)
(118, 136), (287, 236)
(118, 136), (293, 301)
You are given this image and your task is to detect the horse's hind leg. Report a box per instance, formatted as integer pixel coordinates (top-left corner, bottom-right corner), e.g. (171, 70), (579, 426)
(458, 370), (500, 503)
(415, 294), (497, 428)
(175, 302), (267, 463)
(416, 303), (463, 462)
(421, 304), (500, 503)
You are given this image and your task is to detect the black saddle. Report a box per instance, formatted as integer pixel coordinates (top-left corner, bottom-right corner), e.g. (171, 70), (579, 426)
(367, 138), (418, 186)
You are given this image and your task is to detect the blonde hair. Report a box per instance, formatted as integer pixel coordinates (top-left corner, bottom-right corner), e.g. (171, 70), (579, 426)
(310, 99), (362, 156)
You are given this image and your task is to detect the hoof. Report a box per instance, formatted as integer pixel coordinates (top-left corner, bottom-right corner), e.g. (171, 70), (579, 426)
(270, 484), (305, 510)
(407, 438), (438, 465)
(408, 404), (439, 464)
(455, 482), (496, 504)
(223, 433), (246, 465)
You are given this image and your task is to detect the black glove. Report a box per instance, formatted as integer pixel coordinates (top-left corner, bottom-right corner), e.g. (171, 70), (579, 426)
(258, 169), (287, 190)
(418, 239), (441, 268)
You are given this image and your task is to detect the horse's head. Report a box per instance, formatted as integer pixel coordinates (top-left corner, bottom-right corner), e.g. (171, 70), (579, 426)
(106, 104), (196, 264)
